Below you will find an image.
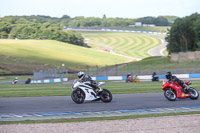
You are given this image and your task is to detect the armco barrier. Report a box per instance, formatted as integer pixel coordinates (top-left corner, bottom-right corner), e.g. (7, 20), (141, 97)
(92, 73), (200, 81)
(189, 73), (200, 78)
(31, 78), (68, 83)
(29, 73), (200, 83)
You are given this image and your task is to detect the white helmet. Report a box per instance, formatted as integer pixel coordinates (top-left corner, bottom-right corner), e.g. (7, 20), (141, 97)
(78, 71), (85, 79)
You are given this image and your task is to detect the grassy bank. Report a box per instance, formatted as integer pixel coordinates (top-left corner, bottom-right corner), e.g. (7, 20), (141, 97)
(0, 33), (165, 75)
(80, 31), (161, 59)
(0, 40), (128, 74)
(116, 56), (200, 75)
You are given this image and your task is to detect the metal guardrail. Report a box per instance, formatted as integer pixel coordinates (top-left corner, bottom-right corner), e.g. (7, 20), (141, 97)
(33, 68), (68, 80)
(70, 61), (200, 78)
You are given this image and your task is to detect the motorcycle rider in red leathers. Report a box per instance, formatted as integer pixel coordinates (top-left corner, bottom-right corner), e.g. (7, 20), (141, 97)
(165, 72), (186, 92)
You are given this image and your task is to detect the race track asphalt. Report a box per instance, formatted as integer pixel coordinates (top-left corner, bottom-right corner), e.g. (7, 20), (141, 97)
(0, 93), (200, 115)
(148, 35), (167, 56)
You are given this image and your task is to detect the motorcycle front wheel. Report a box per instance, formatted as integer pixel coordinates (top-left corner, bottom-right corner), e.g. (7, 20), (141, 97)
(164, 88), (177, 101)
(71, 89), (85, 104)
(188, 87), (199, 100)
(100, 89), (112, 103)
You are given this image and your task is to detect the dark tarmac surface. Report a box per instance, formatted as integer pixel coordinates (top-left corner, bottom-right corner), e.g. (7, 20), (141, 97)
(0, 93), (200, 115)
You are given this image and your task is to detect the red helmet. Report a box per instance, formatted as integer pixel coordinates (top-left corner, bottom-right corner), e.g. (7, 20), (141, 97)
(184, 81), (191, 85)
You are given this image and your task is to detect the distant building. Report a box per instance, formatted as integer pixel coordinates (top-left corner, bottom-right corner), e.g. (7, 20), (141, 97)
(129, 22), (156, 27)
(135, 22), (142, 27)
(129, 22), (143, 27)
(128, 25), (135, 27)
(142, 24), (155, 27)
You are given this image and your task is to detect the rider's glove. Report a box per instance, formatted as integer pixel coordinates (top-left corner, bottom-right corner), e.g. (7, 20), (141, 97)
(183, 83), (188, 88)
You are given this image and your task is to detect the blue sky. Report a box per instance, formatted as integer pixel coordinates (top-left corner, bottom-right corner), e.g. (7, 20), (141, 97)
(1, 0), (200, 18)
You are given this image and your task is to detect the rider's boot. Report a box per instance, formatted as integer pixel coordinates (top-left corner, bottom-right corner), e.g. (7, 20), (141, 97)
(181, 87), (188, 93)
(93, 86), (100, 96)
(184, 88), (188, 93)
(181, 88), (185, 92)
(96, 88), (100, 95)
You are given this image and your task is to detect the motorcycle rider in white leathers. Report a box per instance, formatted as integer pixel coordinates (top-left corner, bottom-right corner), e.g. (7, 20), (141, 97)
(77, 71), (100, 94)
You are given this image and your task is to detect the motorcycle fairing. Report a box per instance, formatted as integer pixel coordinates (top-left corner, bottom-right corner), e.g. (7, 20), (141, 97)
(75, 82), (100, 101)
(162, 81), (190, 98)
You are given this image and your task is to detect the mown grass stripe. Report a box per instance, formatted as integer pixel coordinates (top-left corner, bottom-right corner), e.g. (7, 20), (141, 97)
(81, 31), (162, 59)
(115, 35), (137, 51)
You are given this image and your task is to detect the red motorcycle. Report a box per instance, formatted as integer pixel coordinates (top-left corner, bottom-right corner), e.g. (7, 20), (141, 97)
(162, 80), (199, 101)
(126, 76), (134, 83)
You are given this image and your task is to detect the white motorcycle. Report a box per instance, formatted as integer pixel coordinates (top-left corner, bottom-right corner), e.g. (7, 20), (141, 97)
(11, 78), (18, 84)
(71, 79), (112, 104)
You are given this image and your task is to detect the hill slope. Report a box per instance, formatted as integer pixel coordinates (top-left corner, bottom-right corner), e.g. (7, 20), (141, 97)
(0, 40), (128, 73)
(80, 31), (161, 59)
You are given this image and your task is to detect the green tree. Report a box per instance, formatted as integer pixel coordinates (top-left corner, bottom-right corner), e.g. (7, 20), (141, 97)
(0, 18), (13, 38)
(103, 14), (106, 19)
(193, 16), (200, 50)
(154, 16), (169, 26)
(137, 16), (155, 24)
(166, 13), (200, 54)
(61, 15), (71, 19)
(65, 30), (84, 45)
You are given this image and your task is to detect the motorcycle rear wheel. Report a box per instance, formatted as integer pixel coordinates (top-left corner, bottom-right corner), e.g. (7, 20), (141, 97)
(188, 87), (199, 100)
(164, 88), (177, 101)
(100, 89), (112, 103)
(71, 89), (85, 104)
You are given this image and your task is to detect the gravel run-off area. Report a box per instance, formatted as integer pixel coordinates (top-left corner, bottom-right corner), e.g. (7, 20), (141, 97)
(1, 114), (200, 133)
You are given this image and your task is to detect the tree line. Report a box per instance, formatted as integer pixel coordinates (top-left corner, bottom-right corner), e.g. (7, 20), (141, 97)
(0, 15), (177, 46)
(166, 13), (200, 54)
(62, 15), (176, 27)
(1, 14), (176, 29)
(67, 16), (175, 27)
(0, 16), (84, 46)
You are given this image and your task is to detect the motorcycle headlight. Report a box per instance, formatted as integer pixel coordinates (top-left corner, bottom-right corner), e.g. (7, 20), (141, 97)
(162, 81), (166, 85)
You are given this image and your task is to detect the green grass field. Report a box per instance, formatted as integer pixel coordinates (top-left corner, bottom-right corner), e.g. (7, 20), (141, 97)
(0, 75), (33, 82)
(162, 49), (168, 56)
(0, 31), (163, 74)
(117, 56), (200, 75)
(1, 81), (200, 97)
(80, 31), (161, 59)
(0, 40), (128, 73)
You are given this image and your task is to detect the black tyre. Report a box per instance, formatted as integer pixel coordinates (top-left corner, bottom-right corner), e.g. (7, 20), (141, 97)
(71, 89), (85, 104)
(188, 87), (199, 100)
(164, 88), (177, 101)
(100, 89), (112, 103)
